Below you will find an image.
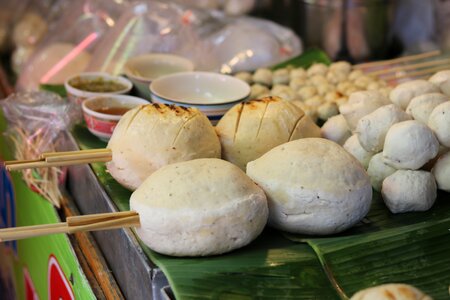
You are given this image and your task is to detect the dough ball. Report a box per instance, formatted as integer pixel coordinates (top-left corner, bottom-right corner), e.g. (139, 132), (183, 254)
(350, 283), (432, 300)
(337, 81), (353, 94)
(107, 104), (221, 190)
(317, 102), (339, 120)
(310, 74), (328, 86)
(329, 61), (352, 75)
(389, 79), (439, 109)
(272, 68), (290, 85)
(428, 101), (450, 147)
(356, 104), (411, 152)
(271, 84), (297, 101)
(304, 95), (324, 108)
(348, 69), (364, 81)
(326, 70), (347, 84)
(250, 83), (270, 99)
(307, 63), (328, 76)
(353, 76), (373, 89)
(383, 120), (439, 170)
(289, 77), (308, 91)
(131, 158), (268, 256)
(367, 153), (396, 192)
(429, 70), (450, 96)
(216, 97), (320, 170)
(316, 82), (334, 96)
(339, 90), (388, 130)
(290, 67), (307, 79)
(324, 91), (340, 103)
(246, 138), (372, 235)
(234, 72), (253, 84)
(252, 68), (272, 86)
(432, 151), (450, 192)
(343, 134), (376, 169)
(297, 85), (317, 100)
(406, 93), (448, 124)
(381, 170), (437, 213)
(321, 114), (352, 145)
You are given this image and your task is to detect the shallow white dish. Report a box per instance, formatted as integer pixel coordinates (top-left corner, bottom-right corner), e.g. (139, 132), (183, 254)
(124, 53), (194, 99)
(149, 71), (250, 123)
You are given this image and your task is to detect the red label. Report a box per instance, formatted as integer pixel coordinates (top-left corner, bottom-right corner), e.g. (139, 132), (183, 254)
(48, 255), (74, 300)
(84, 114), (116, 134)
(24, 267), (39, 300)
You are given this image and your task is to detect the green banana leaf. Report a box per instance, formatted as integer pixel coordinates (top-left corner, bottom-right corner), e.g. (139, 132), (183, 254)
(69, 48), (450, 299)
(72, 125), (338, 299)
(272, 48), (331, 70)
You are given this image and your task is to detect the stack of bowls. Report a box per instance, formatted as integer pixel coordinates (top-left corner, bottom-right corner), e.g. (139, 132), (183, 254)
(123, 53), (194, 99)
(149, 71), (250, 123)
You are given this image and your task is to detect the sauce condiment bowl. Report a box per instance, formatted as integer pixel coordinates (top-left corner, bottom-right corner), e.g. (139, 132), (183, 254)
(82, 95), (148, 141)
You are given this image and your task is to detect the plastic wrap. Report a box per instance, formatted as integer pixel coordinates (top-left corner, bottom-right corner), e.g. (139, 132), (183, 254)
(87, 1), (302, 75)
(1, 92), (79, 207)
(16, 0), (129, 92)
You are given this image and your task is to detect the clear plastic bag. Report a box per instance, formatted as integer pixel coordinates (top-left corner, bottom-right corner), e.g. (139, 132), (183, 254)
(87, 1), (302, 74)
(1, 91), (80, 207)
(16, 0), (129, 91)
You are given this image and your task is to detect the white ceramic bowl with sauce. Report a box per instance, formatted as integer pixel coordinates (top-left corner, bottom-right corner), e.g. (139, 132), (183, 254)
(124, 53), (194, 99)
(149, 71), (250, 123)
(82, 95), (149, 141)
(65, 72), (132, 105)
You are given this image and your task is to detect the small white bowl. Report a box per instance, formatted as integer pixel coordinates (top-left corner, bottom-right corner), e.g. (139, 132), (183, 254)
(149, 71), (250, 123)
(82, 95), (148, 141)
(65, 72), (132, 106)
(124, 53), (194, 99)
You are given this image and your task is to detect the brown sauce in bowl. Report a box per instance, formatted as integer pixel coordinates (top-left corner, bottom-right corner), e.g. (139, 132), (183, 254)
(94, 107), (131, 115)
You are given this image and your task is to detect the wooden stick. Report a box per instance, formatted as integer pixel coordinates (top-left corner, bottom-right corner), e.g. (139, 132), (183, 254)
(5, 157), (112, 171)
(383, 63), (450, 81)
(44, 150), (111, 163)
(367, 57), (450, 76)
(354, 50), (441, 69)
(0, 211), (140, 242)
(41, 148), (110, 159)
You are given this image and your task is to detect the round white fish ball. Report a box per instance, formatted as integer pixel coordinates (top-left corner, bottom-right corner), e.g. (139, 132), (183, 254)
(297, 85), (317, 100)
(252, 68), (272, 86)
(383, 120), (439, 170)
(310, 74), (328, 86)
(348, 69), (364, 81)
(326, 70), (347, 84)
(290, 67), (307, 79)
(250, 83), (270, 99)
(289, 77), (307, 91)
(271, 84), (297, 101)
(406, 93), (448, 124)
(339, 90), (388, 130)
(428, 101), (450, 147)
(353, 76), (373, 89)
(307, 63), (328, 76)
(317, 102), (339, 120)
(429, 70), (450, 96)
(432, 151), (450, 192)
(324, 91), (340, 103)
(321, 114), (351, 145)
(367, 153), (396, 192)
(234, 72), (253, 84)
(329, 61), (352, 75)
(389, 79), (440, 109)
(343, 134), (375, 169)
(304, 95), (324, 108)
(337, 81), (353, 94)
(356, 104), (411, 152)
(381, 170), (437, 213)
(272, 68), (290, 85)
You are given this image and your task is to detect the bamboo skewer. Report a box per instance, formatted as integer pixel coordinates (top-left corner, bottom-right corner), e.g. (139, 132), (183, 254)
(383, 63), (450, 81)
(354, 50), (442, 69)
(366, 57), (450, 76)
(4, 149), (112, 171)
(0, 211), (140, 242)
